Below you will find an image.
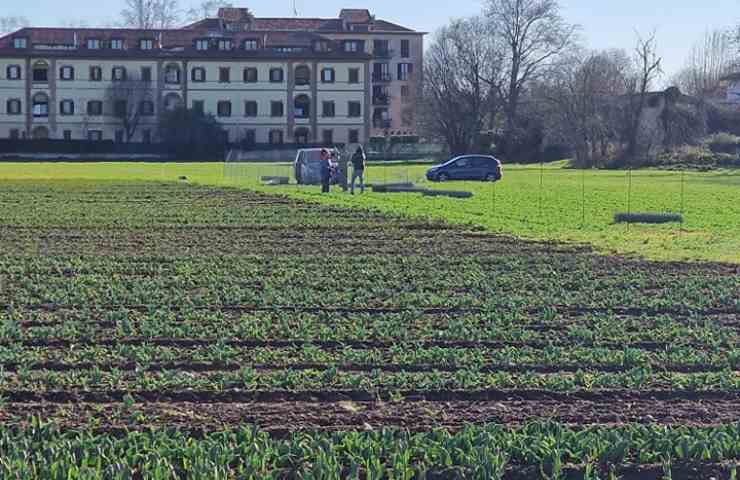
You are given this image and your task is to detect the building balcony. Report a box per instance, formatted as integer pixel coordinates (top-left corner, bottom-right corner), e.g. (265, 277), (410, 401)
(372, 72), (392, 83)
(372, 95), (391, 106)
(373, 49), (394, 59)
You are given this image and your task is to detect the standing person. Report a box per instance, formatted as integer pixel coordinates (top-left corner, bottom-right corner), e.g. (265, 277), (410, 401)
(350, 145), (366, 195)
(320, 148), (331, 193)
(336, 148), (349, 192)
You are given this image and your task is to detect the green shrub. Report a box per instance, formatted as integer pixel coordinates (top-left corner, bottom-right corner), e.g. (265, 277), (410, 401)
(704, 132), (740, 154)
(614, 212), (684, 224)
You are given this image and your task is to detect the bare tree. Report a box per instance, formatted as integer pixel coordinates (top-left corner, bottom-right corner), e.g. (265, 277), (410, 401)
(672, 29), (737, 98)
(106, 76), (155, 142)
(186, 0), (233, 22)
(486, 0), (577, 154)
(120, 0), (181, 29)
(620, 32), (663, 165)
(0, 16), (29, 35)
(419, 17), (505, 155)
(538, 49), (631, 167)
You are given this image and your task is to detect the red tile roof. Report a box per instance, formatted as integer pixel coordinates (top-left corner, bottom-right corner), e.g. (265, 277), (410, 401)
(339, 9), (372, 23)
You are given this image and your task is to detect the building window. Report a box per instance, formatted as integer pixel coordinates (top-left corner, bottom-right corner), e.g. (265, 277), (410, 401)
(111, 39), (124, 50)
(401, 85), (410, 103)
(59, 66), (75, 81)
(10, 129), (20, 139)
(140, 39), (154, 50)
(401, 39), (410, 58)
(86, 38), (100, 49)
(87, 101), (103, 116)
(402, 108), (414, 127)
(322, 129), (333, 145)
(32, 61), (49, 83)
(348, 68), (360, 84)
(60, 99), (75, 115)
(7, 99), (22, 115)
(322, 101), (335, 118)
(373, 40), (391, 57)
(343, 40), (362, 53)
(63, 130), (72, 141)
(269, 129), (283, 145)
(348, 101), (362, 118)
(142, 129), (151, 144)
(115, 130), (124, 143)
(195, 39), (209, 51)
(32, 93), (49, 117)
(244, 39), (258, 50)
(13, 38), (27, 49)
(398, 63), (413, 81)
(294, 128), (310, 145)
(314, 41), (330, 53)
(244, 129), (256, 145)
(270, 101), (284, 117)
(295, 65), (311, 86)
(321, 68), (335, 83)
(114, 100), (128, 117)
(373, 63), (391, 82)
(269, 68), (284, 83)
(164, 93), (182, 111)
(7, 65), (21, 80)
(88, 130), (103, 141)
(219, 67), (230, 83)
(112, 66), (127, 81)
(89, 66), (102, 81)
(294, 95), (310, 119)
(141, 67), (152, 82)
(243, 67), (258, 83)
(191, 67), (206, 82)
(217, 101), (232, 117)
(192, 100), (204, 115)
(164, 64), (181, 84)
(244, 101), (258, 117)
(349, 129), (360, 144)
(140, 100), (154, 116)
(218, 39), (233, 51)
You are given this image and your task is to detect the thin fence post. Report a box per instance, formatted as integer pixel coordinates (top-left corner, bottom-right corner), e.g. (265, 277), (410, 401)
(626, 168), (632, 233)
(581, 167), (586, 227)
(680, 168), (686, 236)
(539, 160), (544, 220)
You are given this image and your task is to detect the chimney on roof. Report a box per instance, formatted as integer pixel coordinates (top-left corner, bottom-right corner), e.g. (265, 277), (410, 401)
(218, 7), (254, 31)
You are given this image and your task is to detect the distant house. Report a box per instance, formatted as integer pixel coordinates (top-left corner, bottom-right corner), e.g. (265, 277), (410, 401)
(718, 73), (740, 104)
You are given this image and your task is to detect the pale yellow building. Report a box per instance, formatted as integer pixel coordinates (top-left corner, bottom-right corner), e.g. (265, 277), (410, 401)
(0, 7), (423, 147)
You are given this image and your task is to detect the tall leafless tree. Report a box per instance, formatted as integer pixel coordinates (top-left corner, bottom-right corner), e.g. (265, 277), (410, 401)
(120, 0), (181, 29)
(672, 29), (737, 98)
(486, 0), (577, 154)
(106, 75), (155, 142)
(419, 17), (505, 155)
(0, 16), (29, 35)
(186, 0), (233, 22)
(620, 32), (663, 166)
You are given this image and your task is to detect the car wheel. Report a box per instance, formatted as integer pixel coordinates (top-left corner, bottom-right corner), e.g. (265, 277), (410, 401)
(485, 173), (497, 182)
(438, 173), (450, 182)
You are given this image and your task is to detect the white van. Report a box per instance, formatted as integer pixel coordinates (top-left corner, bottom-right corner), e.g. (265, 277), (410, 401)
(294, 148), (341, 185)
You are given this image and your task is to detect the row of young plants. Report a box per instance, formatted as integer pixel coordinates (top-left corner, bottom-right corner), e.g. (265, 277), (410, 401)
(0, 344), (739, 371)
(2, 419), (740, 479)
(2, 366), (740, 392)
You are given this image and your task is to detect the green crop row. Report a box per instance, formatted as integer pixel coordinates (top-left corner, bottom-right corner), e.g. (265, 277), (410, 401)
(2, 419), (740, 479)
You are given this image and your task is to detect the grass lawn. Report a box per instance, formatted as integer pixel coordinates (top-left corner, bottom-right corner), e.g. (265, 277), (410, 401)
(1, 161), (738, 263)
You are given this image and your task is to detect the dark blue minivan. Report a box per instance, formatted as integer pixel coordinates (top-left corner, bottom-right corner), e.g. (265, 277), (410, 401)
(426, 155), (503, 182)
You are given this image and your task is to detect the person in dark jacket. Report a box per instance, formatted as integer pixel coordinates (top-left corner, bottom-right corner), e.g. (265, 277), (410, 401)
(350, 146), (366, 194)
(320, 148), (331, 193)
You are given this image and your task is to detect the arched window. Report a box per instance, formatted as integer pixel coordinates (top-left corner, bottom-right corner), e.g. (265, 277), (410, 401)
(32, 61), (49, 83)
(269, 68), (284, 83)
(269, 129), (283, 145)
(191, 67), (206, 82)
(32, 92), (49, 117)
(164, 63), (181, 84)
(294, 127), (310, 145)
(243, 67), (258, 83)
(294, 65), (311, 86)
(294, 95), (311, 119)
(163, 93), (183, 112)
(321, 68), (335, 83)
